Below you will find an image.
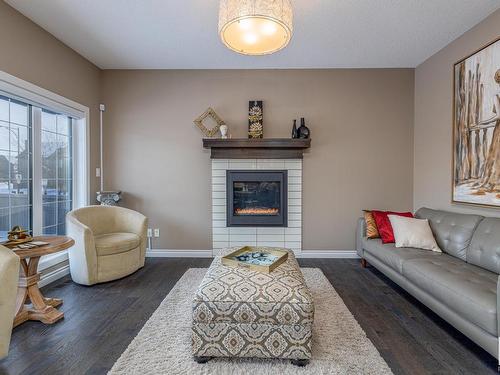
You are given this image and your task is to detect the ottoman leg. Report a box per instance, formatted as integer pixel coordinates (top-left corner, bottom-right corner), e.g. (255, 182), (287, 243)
(194, 356), (212, 364)
(291, 359), (310, 367)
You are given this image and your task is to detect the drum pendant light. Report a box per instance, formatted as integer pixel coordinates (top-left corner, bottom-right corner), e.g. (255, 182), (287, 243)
(219, 0), (293, 56)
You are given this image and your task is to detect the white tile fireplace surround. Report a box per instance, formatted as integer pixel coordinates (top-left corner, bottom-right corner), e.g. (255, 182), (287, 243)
(212, 159), (302, 256)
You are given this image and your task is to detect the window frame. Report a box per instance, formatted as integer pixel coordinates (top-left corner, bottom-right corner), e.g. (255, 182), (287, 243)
(0, 70), (90, 269)
(0, 96), (33, 236)
(34, 108), (75, 236)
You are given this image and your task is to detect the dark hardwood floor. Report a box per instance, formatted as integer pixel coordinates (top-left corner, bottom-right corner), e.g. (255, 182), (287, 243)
(1, 258), (497, 375)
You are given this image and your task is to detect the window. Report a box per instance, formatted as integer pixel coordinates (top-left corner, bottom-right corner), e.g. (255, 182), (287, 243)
(0, 96), (32, 237)
(41, 110), (73, 235)
(0, 93), (85, 240)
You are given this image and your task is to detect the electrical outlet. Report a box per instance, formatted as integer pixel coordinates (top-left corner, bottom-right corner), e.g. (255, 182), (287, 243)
(154, 228), (160, 238)
(147, 228), (153, 238)
(96, 168), (101, 177)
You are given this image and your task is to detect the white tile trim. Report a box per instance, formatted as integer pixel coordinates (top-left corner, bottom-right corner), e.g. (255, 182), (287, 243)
(230, 227), (257, 235)
(212, 158), (303, 256)
(285, 227), (301, 235)
(258, 234), (285, 242)
(229, 241), (257, 247)
(230, 234), (258, 242)
(257, 227), (285, 235)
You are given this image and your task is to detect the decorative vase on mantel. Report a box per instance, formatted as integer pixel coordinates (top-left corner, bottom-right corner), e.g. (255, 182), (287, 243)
(96, 191), (122, 206)
(297, 117), (310, 139)
(248, 101), (263, 139)
(291, 119), (298, 139)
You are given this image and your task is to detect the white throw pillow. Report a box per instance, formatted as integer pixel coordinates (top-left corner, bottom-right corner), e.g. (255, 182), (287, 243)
(388, 215), (442, 252)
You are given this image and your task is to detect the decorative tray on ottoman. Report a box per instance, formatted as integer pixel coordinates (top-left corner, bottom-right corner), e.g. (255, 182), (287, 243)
(221, 246), (288, 273)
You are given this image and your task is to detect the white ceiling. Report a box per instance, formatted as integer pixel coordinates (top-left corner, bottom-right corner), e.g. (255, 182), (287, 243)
(6, 0), (500, 69)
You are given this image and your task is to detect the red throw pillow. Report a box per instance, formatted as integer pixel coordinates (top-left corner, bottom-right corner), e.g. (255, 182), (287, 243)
(371, 211), (414, 244)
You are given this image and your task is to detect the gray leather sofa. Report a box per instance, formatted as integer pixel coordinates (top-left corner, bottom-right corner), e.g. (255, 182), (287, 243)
(356, 207), (500, 359)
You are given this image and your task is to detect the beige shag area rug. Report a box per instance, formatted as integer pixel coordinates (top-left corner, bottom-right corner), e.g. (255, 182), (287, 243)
(109, 268), (392, 375)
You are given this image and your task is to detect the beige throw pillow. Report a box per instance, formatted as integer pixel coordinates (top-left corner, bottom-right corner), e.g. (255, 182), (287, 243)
(388, 215), (442, 252)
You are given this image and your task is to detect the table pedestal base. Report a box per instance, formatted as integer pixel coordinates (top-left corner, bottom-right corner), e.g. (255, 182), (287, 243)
(14, 257), (64, 328)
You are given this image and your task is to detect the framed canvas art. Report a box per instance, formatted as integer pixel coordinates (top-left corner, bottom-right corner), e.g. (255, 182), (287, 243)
(452, 37), (500, 208)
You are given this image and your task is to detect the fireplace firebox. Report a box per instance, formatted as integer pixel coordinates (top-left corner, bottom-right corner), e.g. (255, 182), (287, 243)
(226, 170), (288, 227)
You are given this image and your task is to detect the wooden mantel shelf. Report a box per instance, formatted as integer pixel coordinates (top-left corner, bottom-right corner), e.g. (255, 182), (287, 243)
(203, 138), (311, 159)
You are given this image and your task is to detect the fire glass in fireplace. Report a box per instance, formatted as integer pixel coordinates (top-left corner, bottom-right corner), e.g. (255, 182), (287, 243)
(227, 170), (287, 227)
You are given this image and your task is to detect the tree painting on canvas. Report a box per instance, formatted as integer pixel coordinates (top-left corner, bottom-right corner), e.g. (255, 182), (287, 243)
(453, 38), (500, 208)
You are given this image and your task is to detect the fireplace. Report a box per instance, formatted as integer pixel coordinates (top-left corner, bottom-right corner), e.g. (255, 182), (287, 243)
(226, 170), (288, 227)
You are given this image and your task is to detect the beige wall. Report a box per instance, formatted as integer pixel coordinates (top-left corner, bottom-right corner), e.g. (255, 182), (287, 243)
(101, 69), (414, 250)
(414, 9), (500, 217)
(1, 0), (497, 252)
(0, 2), (416, 251)
(0, 1), (101, 195)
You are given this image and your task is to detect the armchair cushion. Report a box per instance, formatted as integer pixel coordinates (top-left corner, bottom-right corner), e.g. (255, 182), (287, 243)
(95, 232), (141, 256)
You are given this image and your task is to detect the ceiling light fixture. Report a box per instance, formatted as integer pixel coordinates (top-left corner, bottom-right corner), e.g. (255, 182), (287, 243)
(219, 0), (293, 56)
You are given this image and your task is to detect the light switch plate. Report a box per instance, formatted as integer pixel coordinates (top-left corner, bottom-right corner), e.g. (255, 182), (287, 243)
(154, 229), (160, 238)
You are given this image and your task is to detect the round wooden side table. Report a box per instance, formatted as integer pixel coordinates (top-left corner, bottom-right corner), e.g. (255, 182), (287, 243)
(12, 236), (74, 327)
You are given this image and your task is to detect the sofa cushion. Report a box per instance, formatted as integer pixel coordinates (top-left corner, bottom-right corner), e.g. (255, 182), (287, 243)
(403, 257), (497, 335)
(363, 238), (442, 274)
(95, 232), (140, 256)
(467, 217), (500, 274)
(415, 208), (483, 261)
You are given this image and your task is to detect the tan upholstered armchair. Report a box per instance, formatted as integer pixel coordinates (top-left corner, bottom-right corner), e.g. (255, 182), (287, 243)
(0, 245), (20, 359)
(66, 206), (148, 286)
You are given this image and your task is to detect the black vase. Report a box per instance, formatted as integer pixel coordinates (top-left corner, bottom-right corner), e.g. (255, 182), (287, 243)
(291, 120), (298, 139)
(298, 118), (310, 139)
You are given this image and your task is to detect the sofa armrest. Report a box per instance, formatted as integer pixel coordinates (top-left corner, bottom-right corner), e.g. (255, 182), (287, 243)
(0, 246), (20, 359)
(356, 217), (366, 258)
(66, 213), (98, 285)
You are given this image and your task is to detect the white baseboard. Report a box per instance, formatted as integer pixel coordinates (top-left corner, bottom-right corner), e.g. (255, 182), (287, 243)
(37, 251), (71, 288)
(39, 262), (70, 288)
(146, 249), (359, 259)
(39, 250), (69, 271)
(146, 249), (213, 258)
(298, 250), (359, 259)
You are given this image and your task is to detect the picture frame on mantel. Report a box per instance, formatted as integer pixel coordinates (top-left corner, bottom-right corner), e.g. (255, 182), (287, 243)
(452, 37), (500, 209)
(194, 107), (225, 138)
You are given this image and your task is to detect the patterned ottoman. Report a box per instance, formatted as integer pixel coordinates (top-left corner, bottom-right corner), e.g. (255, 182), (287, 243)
(192, 248), (314, 366)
